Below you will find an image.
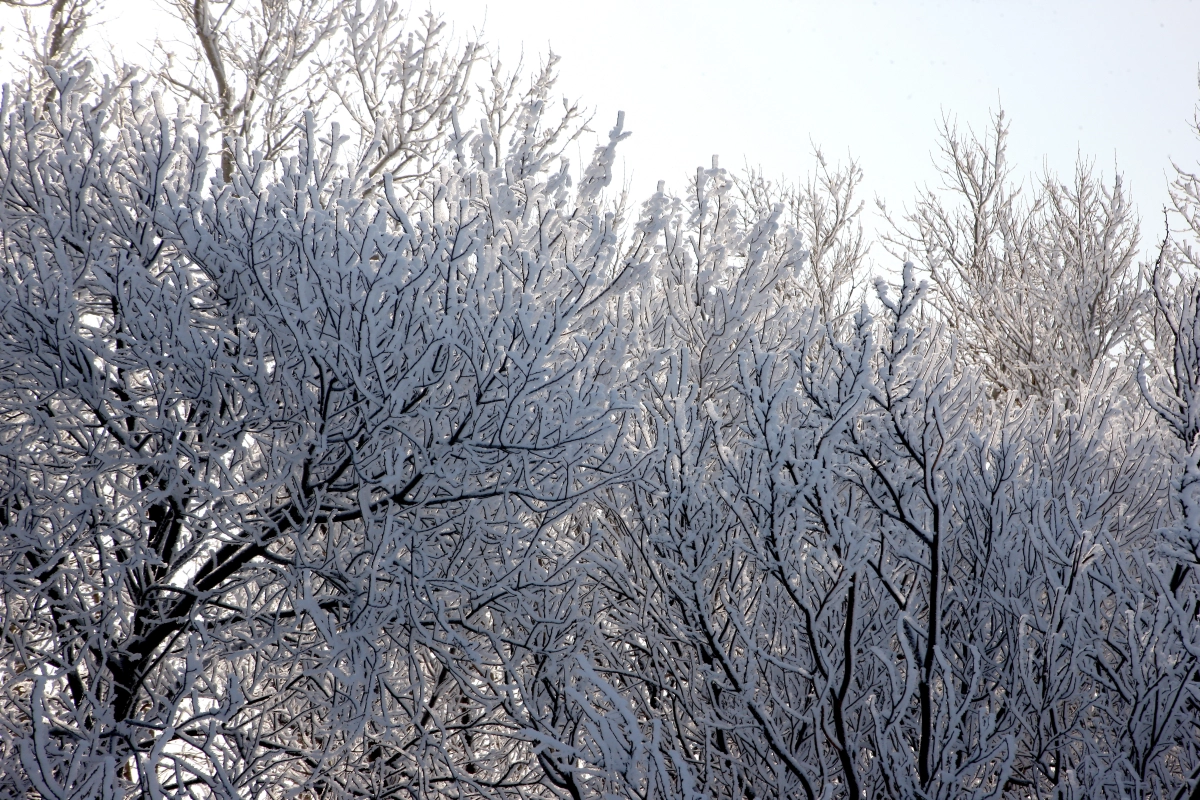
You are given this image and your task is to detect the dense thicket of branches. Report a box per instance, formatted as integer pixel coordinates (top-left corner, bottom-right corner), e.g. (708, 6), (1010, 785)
(1, 4), (1198, 799)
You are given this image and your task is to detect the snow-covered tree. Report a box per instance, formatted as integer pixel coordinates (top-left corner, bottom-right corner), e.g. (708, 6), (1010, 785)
(1, 9), (1199, 800)
(0, 57), (647, 797)
(887, 112), (1145, 402)
(0, 0), (94, 108)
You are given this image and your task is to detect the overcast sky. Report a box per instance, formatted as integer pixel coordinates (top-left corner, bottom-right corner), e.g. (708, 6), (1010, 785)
(3, 0), (1199, 256)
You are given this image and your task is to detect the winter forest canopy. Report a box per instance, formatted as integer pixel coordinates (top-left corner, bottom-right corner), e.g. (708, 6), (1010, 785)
(1, 2), (1199, 799)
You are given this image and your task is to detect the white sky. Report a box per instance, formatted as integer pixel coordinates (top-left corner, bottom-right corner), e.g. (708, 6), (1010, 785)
(3, 0), (1199, 257)
(452, 0), (1200, 255)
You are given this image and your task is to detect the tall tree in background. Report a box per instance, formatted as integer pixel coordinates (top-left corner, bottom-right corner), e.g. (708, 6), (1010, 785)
(888, 112), (1145, 402)
(157, 0), (338, 181)
(154, 1), (583, 193)
(1, 0), (93, 106)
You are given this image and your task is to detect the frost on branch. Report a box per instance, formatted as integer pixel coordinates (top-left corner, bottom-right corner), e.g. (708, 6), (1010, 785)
(1, 31), (1199, 800)
(0, 67), (649, 799)
(888, 112), (1145, 404)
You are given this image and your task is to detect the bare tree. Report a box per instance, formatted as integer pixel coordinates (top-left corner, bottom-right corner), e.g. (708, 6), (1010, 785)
(156, 0), (339, 180)
(737, 149), (869, 322)
(887, 111), (1145, 402)
(321, 3), (480, 188)
(1, 0), (94, 107)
